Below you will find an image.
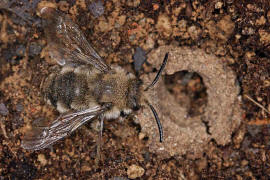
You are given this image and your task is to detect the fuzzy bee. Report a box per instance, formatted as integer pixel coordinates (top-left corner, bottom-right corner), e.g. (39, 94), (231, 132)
(21, 7), (168, 150)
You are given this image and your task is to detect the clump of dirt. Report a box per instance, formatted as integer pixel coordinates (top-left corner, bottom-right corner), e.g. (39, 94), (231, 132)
(138, 45), (242, 158)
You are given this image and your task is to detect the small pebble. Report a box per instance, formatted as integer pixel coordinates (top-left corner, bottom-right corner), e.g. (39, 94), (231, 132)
(133, 47), (147, 72)
(89, 0), (104, 17)
(58, 1), (69, 12)
(38, 154), (47, 166)
(16, 45), (26, 57)
(0, 103), (9, 116)
(156, 14), (172, 37)
(126, 0), (140, 7)
(215, 1), (223, 9)
(241, 160), (249, 166)
(127, 164), (145, 179)
(29, 42), (42, 57)
(247, 125), (261, 137)
(16, 103), (24, 112)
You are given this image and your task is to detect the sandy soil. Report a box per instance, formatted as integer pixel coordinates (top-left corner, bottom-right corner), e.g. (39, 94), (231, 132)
(1, 0), (270, 179)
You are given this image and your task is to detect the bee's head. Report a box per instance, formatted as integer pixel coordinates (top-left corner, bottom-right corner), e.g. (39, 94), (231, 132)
(127, 79), (142, 111)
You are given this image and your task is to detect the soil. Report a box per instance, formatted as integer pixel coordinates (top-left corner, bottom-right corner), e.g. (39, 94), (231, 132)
(1, 0), (270, 179)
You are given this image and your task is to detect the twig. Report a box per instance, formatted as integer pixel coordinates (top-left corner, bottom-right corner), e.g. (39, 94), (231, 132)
(244, 94), (270, 114)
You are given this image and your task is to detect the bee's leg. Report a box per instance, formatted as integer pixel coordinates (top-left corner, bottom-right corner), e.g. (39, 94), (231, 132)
(95, 115), (104, 165)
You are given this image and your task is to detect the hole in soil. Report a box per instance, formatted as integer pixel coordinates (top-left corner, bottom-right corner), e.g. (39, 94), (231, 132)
(164, 71), (208, 117)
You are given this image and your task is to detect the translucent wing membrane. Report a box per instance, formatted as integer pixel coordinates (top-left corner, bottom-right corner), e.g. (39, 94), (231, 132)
(21, 106), (108, 150)
(41, 7), (110, 72)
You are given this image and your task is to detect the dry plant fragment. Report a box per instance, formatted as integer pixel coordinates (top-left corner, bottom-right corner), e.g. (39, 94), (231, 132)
(244, 94), (270, 114)
(138, 46), (242, 158)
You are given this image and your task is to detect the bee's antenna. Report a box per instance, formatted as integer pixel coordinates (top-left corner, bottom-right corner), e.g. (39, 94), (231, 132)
(144, 52), (169, 91)
(147, 103), (163, 142)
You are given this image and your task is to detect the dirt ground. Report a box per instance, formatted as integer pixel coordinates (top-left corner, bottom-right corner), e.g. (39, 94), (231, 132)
(1, 0), (270, 179)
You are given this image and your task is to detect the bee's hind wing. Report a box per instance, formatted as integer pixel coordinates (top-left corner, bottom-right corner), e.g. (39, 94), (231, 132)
(21, 105), (109, 151)
(41, 7), (110, 72)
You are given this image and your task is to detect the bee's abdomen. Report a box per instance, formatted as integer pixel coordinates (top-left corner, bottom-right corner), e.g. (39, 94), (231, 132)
(54, 72), (76, 107)
(44, 71), (88, 113)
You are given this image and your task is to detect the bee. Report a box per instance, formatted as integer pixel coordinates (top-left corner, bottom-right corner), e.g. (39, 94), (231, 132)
(21, 7), (168, 150)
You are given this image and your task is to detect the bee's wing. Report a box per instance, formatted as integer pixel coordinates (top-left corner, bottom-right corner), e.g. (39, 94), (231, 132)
(21, 105), (107, 151)
(41, 7), (110, 72)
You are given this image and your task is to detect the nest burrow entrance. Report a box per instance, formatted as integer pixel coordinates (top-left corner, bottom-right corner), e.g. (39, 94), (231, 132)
(138, 46), (243, 158)
(164, 70), (208, 117)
